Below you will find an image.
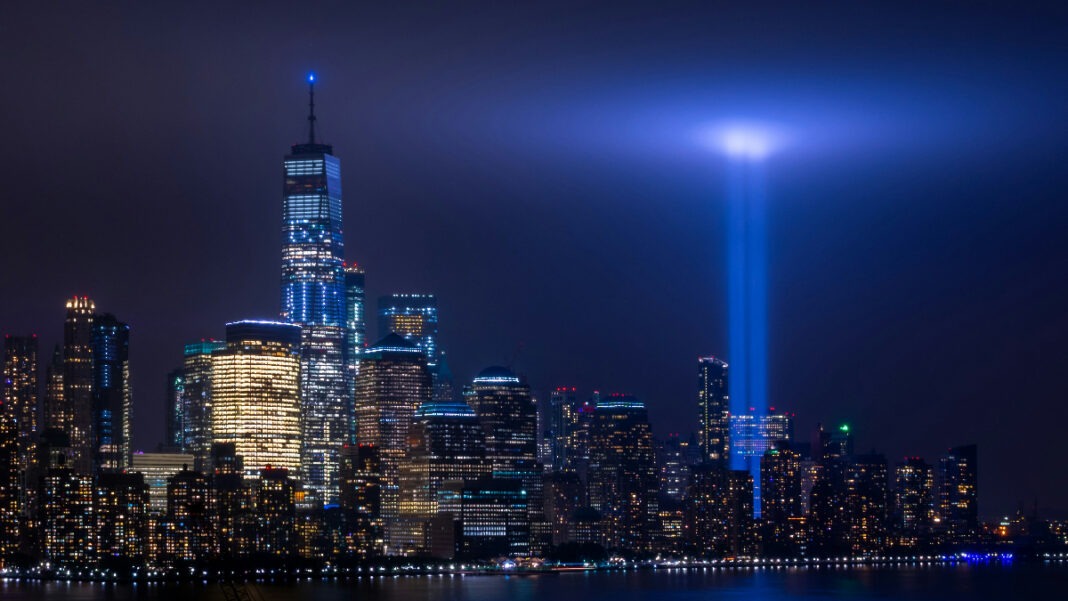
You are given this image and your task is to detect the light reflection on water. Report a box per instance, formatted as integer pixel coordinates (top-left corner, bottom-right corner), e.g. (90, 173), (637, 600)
(3, 565), (1066, 601)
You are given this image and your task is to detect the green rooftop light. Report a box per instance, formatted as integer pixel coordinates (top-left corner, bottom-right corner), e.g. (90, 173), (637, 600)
(840, 424), (850, 433)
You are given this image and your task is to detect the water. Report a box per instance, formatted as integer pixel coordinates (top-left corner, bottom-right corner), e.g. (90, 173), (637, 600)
(3, 564), (1067, 601)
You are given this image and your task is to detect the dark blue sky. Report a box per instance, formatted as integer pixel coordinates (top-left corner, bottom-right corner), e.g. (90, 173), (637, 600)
(2, 2), (1066, 518)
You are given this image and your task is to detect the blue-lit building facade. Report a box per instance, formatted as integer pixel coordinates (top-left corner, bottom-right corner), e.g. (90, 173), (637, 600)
(729, 407), (794, 518)
(90, 313), (131, 471)
(378, 294), (439, 367)
(280, 76), (348, 505)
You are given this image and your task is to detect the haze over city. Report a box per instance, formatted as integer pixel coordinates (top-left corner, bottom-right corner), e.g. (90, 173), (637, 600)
(2, 1), (1067, 522)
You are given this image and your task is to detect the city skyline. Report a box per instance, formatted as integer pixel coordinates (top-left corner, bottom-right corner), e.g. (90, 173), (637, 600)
(2, 2), (1067, 522)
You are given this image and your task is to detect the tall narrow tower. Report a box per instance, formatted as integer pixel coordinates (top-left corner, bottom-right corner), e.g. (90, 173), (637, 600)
(280, 74), (349, 505)
(62, 296), (95, 474)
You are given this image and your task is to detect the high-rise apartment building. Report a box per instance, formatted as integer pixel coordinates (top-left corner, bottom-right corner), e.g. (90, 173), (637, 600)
(211, 321), (302, 479)
(894, 456), (934, 546)
(547, 386), (578, 472)
(280, 76), (349, 505)
(62, 296), (95, 474)
(938, 444), (978, 545)
(697, 356), (729, 466)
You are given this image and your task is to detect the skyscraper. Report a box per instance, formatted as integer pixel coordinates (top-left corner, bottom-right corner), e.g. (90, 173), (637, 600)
(343, 263), (366, 426)
(377, 294), (440, 366)
(2, 334), (39, 537)
(353, 333), (431, 554)
(211, 320), (302, 479)
(697, 356), (729, 466)
(60, 296), (96, 474)
(547, 386), (578, 472)
(173, 340), (226, 471)
(587, 394), (659, 553)
(90, 313), (131, 471)
(894, 456), (934, 546)
(938, 444), (978, 546)
(280, 75), (348, 505)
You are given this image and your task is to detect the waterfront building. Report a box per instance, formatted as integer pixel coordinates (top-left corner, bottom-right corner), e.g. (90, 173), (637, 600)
(353, 334), (431, 554)
(210, 442), (251, 558)
(39, 431), (94, 565)
(465, 366), (543, 549)
(254, 466), (297, 556)
(94, 471), (149, 563)
(697, 356), (729, 466)
(893, 457), (934, 546)
(338, 443), (383, 557)
(683, 464), (756, 557)
(437, 476), (529, 559)
(162, 467), (213, 562)
(760, 442), (804, 556)
(587, 394), (659, 553)
(211, 321), (302, 479)
(938, 444), (978, 546)
(657, 433), (692, 502)
(543, 471), (584, 545)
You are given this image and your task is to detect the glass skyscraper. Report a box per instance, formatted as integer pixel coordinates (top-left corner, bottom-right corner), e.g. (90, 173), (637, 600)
(729, 407), (794, 517)
(280, 75), (348, 505)
(697, 356), (729, 466)
(62, 296), (95, 474)
(377, 294), (439, 367)
(91, 313), (131, 471)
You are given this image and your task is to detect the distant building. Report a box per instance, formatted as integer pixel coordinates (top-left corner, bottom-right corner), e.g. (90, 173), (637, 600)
(343, 264), (366, 420)
(587, 395), (659, 553)
(760, 443), (803, 556)
(377, 293), (440, 366)
(437, 476), (529, 559)
(94, 472), (149, 563)
(465, 366), (542, 551)
(894, 457), (934, 546)
(173, 340), (226, 471)
(729, 407), (794, 517)
(547, 387), (578, 472)
(211, 321), (302, 479)
(254, 467), (297, 556)
(90, 313), (132, 471)
(684, 465), (756, 557)
(131, 451), (195, 514)
(657, 433), (692, 502)
(162, 467), (213, 562)
(938, 444), (978, 545)
(697, 357), (729, 466)
(1, 334), (38, 556)
(353, 333), (431, 555)
(61, 296), (95, 474)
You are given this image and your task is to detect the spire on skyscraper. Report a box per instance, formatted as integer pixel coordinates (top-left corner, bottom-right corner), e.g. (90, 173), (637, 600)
(307, 73), (317, 145)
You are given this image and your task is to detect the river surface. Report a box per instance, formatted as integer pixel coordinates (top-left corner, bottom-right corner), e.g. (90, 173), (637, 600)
(3, 564), (1067, 600)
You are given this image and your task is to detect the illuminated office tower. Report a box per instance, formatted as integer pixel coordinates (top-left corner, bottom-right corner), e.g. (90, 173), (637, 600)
(94, 471), (149, 563)
(62, 296), (95, 474)
(697, 356), (729, 466)
(465, 367), (542, 540)
(587, 395), (659, 553)
(175, 340), (226, 470)
(211, 321), (302, 479)
(894, 457), (934, 546)
(377, 294), (439, 365)
(438, 476), (529, 560)
(166, 368), (185, 449)
(547, 387), (578, 472)
(353, 334), (431, 554)
(938, 444), (978, 546)
(91, 313), (131, 471)
(280, 75), (348, 506)
(729, 407), (794, 517)
(397, 399), (488, 553)
(130, 451), (195, 514)
(657, 433), (691, 502)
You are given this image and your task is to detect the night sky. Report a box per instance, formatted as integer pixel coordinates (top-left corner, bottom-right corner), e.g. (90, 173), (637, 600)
(2, 2), (1067, 519)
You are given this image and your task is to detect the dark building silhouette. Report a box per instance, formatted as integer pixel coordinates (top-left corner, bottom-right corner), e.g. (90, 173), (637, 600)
(697, 357), (729, 466)
(938, 444), (978, 546)
(90, 313), (131, 471)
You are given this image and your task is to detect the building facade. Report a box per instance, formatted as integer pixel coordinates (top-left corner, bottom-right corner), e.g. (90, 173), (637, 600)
(697, 356), (729, 466)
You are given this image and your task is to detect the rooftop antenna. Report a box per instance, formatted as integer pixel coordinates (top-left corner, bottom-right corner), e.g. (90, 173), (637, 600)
(307, 72), (317, 145)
